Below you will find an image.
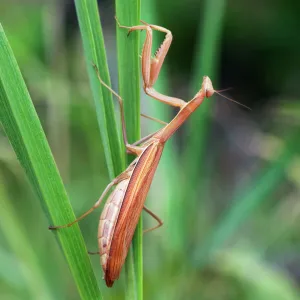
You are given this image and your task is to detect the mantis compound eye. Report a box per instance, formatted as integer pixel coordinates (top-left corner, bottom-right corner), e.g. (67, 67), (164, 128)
(202, 76), (214, 97)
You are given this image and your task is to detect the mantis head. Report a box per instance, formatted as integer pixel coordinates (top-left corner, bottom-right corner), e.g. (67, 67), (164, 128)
(202, 76), (215, 98)
(203, 76), (251, 110)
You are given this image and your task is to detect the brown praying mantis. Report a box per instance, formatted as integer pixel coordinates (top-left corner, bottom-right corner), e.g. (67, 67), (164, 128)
(49, 19), (248, 287)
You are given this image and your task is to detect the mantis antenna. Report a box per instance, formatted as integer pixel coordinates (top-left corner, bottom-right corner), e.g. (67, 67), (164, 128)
(214, 90), (251, 111)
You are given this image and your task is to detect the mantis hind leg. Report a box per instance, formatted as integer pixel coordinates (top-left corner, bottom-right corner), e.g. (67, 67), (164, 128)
(143, 205), (163, 234)
(49, 173), (129, 230)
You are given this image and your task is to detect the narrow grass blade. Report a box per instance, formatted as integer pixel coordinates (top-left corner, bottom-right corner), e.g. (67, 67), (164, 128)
(184, 0), (227, 181)
(74, 0), (124, 178)
(125, 249), (137, 300)
(0, 24), (102, 299)
(115, 1), (141, 298)
(115, 1), (141, 144)
(141, 0), (182, 255)
(42, 2), (71, 182)
(0, 173), (54, 300)
(182, 0), (227, 245)
(0, 247), (25, 289)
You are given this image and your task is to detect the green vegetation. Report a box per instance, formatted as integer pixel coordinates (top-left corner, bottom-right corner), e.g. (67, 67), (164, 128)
(1, 0), (300, 299)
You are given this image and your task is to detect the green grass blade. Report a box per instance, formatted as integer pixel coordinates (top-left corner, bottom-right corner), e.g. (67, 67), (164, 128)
(0, 24), (102, 299)
(195, 129), (300, 265)
(182, 0), (227, 246)
(141, 0), (183, 255)
(115, 1), (141, 298)
(0, 173), (54, 300)
(115, 3), (141, 144)
(125, 249), (137, 299)
(184, 0), (227, 181)
(74, 0), (124, 178)
(0, 247), (25, 290)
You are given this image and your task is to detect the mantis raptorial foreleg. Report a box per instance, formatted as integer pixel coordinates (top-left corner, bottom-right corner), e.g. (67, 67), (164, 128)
(116, 19), (250, 113)
(115, 18), (186, 109)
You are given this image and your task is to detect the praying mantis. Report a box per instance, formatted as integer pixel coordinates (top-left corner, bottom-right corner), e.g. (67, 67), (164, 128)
(49, 19), (243, 287)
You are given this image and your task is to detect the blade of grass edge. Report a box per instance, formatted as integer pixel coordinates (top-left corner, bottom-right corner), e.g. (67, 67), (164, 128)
(0, 24), (102, 299)
(141, 0), (184, 264)
(115, 1), (141, 298)
(182, 0), (227, 247)
(74, 0), (124, 179)
(185, 0), (226, 174)
(0, 173), (54, 300)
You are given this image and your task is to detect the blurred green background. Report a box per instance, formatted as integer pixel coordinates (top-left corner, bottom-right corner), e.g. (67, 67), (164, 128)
(1, 0), (300, 299)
